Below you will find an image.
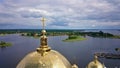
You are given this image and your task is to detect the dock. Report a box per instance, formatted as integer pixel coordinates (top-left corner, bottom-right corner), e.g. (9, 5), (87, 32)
(95, 52), (120, 59)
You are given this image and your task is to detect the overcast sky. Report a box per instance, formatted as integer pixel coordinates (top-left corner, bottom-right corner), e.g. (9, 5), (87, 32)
(0, 0), (120, 29)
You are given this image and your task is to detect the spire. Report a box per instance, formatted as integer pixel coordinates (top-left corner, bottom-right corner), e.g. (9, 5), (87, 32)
(36, 17), (51, 56)
(94, 54), (98, 63)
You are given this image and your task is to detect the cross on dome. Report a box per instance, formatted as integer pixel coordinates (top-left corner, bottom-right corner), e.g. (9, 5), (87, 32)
(41, 17), (46, 29)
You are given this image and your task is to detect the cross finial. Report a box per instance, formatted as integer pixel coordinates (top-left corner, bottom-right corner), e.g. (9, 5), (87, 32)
(41, 17), (46, 29)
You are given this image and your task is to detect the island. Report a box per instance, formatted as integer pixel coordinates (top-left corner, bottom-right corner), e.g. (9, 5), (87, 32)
(115, 48), (120, 51)
(0, 34), (6, 36)
(0, 41), (12, 48)
(63, 35), (86, 42)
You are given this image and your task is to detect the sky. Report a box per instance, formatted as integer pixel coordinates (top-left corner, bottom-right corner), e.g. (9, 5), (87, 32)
(0, 0), (120, 29)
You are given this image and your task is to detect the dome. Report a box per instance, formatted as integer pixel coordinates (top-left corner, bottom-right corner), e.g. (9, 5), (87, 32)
(16, 17), (77, 68)
(16, 50), (72, 68)
(86, 55), (104, 68)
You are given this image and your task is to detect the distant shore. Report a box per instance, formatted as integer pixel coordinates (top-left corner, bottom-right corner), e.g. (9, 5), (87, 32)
(0, 29), (120, 40)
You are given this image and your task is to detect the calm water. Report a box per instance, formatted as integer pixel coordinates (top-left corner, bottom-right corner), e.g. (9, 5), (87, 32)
(0, 30), (120, 68)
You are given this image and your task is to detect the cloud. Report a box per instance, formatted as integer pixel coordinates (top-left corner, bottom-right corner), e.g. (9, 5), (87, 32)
(0, 0), (120, 29)
(0, 12), (15, 18)
(17, 7), (53, 17)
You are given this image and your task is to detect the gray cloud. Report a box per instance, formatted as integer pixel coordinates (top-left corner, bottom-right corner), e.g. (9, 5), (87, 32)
(0, 0), (120, 29)
(0, 13), (15, 18)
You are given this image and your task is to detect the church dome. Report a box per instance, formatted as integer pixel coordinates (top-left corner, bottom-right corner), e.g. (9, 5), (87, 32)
(86, 55), (104, 68)
(16, 17), (77, 68)
(16, 50), (72, 68)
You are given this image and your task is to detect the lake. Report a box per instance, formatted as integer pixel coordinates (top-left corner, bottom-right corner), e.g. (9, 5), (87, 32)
(0, 30), (120, 68)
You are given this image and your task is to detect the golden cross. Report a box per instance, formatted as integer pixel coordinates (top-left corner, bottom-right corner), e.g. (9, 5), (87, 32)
(41, 17), (46, 29)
